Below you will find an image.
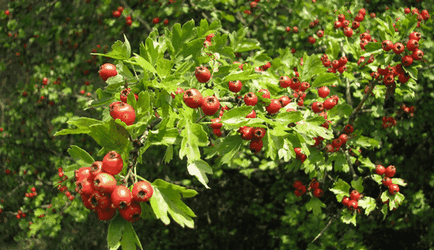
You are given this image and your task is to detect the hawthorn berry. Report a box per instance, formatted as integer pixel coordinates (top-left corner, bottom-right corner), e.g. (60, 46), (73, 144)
(412, 49), (424, 60)
(120, 202), (142, 222)
(385, 165), (396, 178)
(109, 101), (136, 126)
(388, 184), (400, 195)
(201, 96), (220, 116)
(279, 95), (291, 107)
(250, 139), (263, 153)
(409, 31), (421, 41)
(211, 118), (223, 129)
(279, 76), (292, 88)
(323, 98), (336, 110)
(120, 88), (139, 103)
(313, 188), (323, 198)
(402, 55), (413, 67)
(310, 179), (319, 190)
(102, 151), (123, 176)
(382, 176), (392, 187)
(406, 39), (419, 51)
(111, 185), (132, 209)
(183, 89), (203, 109)
(228, 80), (242, 92)
(266, 99), (281, 115)
(246, 109), (256, 118)
(259, 89), (271, 99)
(392, 43), (404, 54)
(195, 66), (211, 83)
(99, 63), (117, 81)
(342, 196), (349, 206)
(311, 102), (324, 113)
(350, 190), (361, 201)
(132, 181), (153, 202)
(348, 200), (358, 210)
(253, 127), (266, 139)
(375, 165), (386, 175)
(93, 173), (117, 195)
(318, 86), (330, 98)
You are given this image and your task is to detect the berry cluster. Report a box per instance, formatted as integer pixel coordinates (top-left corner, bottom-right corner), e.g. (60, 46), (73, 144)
(342, 190), (361, 211)
(293, 178), (323, 198)
(333, 8), (367, 38)
(238, 126), (266, 153)
(293, 181), (306, 197)
(321, 54), (348, 74)
(75, 151), (153, 222)
(294, 148), (307, 163)
(325, 133), (349, 153)
(399, 104), (416, 117)
(183, 88), (221, 116)
(382, 116), (396, 128)
(375, 164), (401, 195)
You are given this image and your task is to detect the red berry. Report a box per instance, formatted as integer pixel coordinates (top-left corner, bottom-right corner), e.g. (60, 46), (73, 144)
(313, 188), (323, 198)
(250, 139), (263, 153)
(210, 118), (222, 129)
(266, 99), (282, 115)
(323, 98), (336, 110)
(343, 27), (353, 37)
(406, 39), (419, 51)
(382, 40), (393, 51)
(412, 49), (424, 60)
(111, 185), (132, 209)
(109, 101), (136, 125)
(279, 95), (291, 107)
(99, 63), (117, 81)
(310, 179), (319, 190)
(375, 165), (386, 175)
(409, 32), (421, 41)
(201, 96), (220, 116)
(350, 190), (360, 201)
(253, 127), (266, 139)
(244, 92), (258, 106)
(228, 80), (242, 92)
(279, 76), (292, 88)
(132, 181), (153, 202)
(392, 43), (405, 54)
(382, 177), (392, 187)
(342, 196), (349, 206)
(195, 66), (211, 83)
(93, 173), (117, 195)
(120, 202), (142, 222)
(385, 165), (396, 178)
(311, 102), (324, 113)
(293, 181), (303, 189)
(120, 88), (138, 103)
(259, 89), (270, 99)
(388, 184), (400, 195)
(402, 55), (413, 67)
(183, 89), (203, 109)
(152, 17), (160, 24)
(112, 10), (121, 18)
(348, 200), (358, 210)
(102, 151), (123, 176)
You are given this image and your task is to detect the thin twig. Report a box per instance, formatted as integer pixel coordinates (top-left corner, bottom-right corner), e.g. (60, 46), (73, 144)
(343, 147), (358, 181)
(311, 209), (342, 243)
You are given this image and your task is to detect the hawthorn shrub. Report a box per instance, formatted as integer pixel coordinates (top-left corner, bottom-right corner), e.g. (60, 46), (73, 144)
(1, 0), (433, 249)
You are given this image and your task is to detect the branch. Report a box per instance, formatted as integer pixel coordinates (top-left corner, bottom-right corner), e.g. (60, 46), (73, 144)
(343, 147), (358, 181)
(311, 209), (343, 243)
(119, 0), (151, 33)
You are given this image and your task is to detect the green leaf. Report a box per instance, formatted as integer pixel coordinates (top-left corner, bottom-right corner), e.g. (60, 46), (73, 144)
(67, 145), (94, 167)
(187, 159), (213, 189)
(299, 53), (323, 82)
(223, 69), (261, 82)
(305, 197), (326, 216)
(362, 42), (382, 56)
(351, 178), (364, 193)
(120, 221), (143, 250)
(392, 178), (408, 187)
(333, 153), (349, 173)
(312, 73), (339, 87)
(358, 197), (377, 216)
(150, 179), (197, 228)
(156, 55), (173, 78)
(90, 37), (131, 60)
(330, 178), (351, 202)
(375, 18), (393, 36)
(341, 208), (357, 226)
(275, 111), (303, 125)
(326, 39), (340, 59)
(171, 20), (196, 56)
(358, 157), (375, 170)
(220, 106), (253, 129)
(129, 54), (159, 79)
(351, 135), (380, 148)
(179, 122), (209, 161)
(107, 215), (124, 250)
